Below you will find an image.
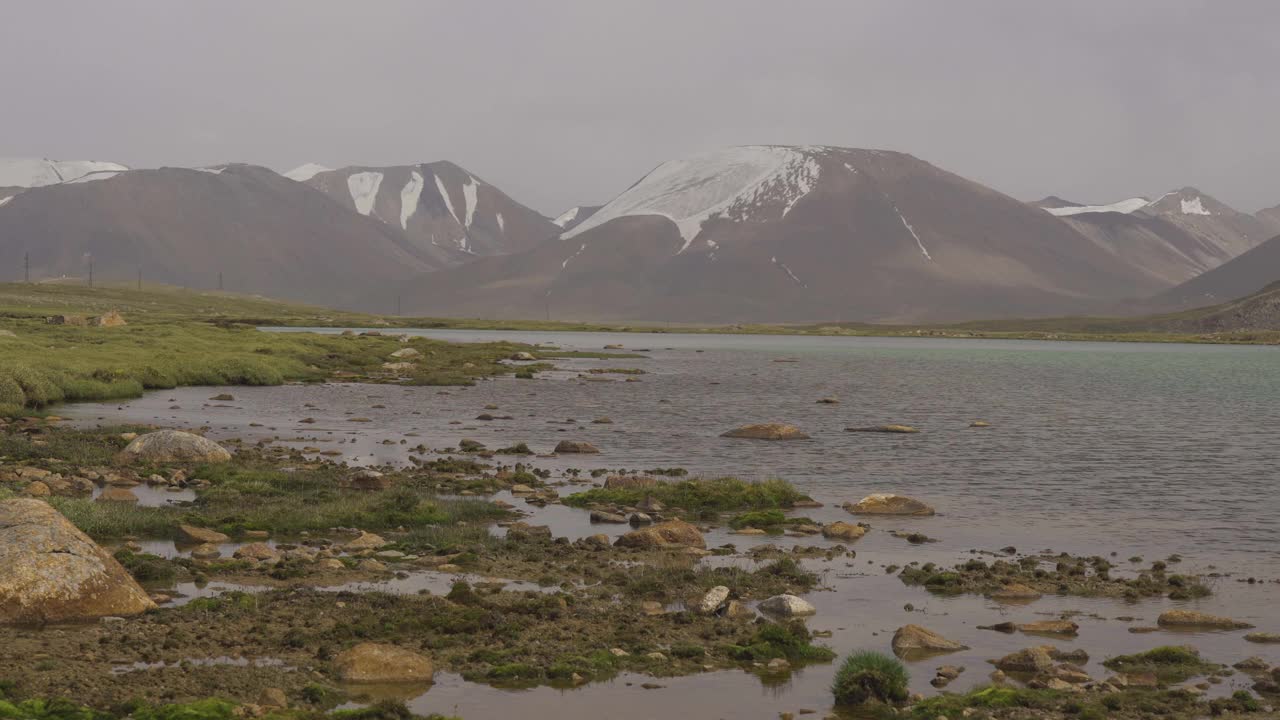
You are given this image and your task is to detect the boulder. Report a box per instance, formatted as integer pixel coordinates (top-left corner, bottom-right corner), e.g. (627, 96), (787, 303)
(510, 351), (537, 361)
(844, 493), (935, 516)
(25, 481), (51, 497)
(233, 542), (281, 561)
(758, 594), (816, 617)
(345, 532), (389, 552)
(350, 469), (391, 491)
(97, 487), (139, 504)
(1017, 620), (1079, 636)
(0, 499), (155, 624)
(615, 519), (705, 549)
(604, 475), (659, 490)
(118, 430), (232, 464)
(177, 524), (230, 545)
(1158, 610), (1254, 629)
(992, 583), (1042, 601)
(589, 510), (628, 524)
(698, 586), (730, 615)
(846, 424), (919, 434)
(994, 646), (1055, 674)
(554, 440), (600, 454)
(389, 348), (422, 359)
(190, 544), (222, 561)
(892, 624), (969, 658)
(821, 521), (867, 541)
(720, 423), (809, 440)
(333, 642), (434, 683)
(1245, 633), (1280, 644)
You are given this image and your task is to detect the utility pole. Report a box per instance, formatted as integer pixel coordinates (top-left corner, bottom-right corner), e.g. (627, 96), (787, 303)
(137, 268), (142, 291)
(218, 272), (223, 291)
(24, 253), (29, 283)
(396, 295), (401, 316)
(88, 260), (93, 287)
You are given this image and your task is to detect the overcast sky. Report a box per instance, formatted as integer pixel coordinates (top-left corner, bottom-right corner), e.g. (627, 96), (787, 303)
(3, 0), (1278, 214)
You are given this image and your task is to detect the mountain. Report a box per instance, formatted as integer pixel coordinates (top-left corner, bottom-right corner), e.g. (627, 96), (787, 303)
(392, 145), (1157, 323)
(1258, 203), (1280, 232)
(290, 162), (559, 258)
(1166, 281), (1280, 332)
(0, 164), (453, 310)
(0, 157), (129, 198)
(1155, 233), (1280, 310)
(1035, 189), (1272, 287)
(551, 205), (602, 232)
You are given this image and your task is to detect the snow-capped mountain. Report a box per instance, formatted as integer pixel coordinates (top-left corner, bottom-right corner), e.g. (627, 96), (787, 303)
(391, 145), (1153, 323)
(1037, 189), (1273, 286)
(551, 205), (601, 232)
(0, 157), (129, 191)
(0, 164), (452, 310)
(290, 162), (558, 258)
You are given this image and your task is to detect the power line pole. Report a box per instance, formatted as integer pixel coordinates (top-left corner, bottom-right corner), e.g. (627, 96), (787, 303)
(137, 268), (142, 291)
(396, 295), (401, 316)
(218, 272), (223, 291)
(24, 253), (29, 283)
(88, 260), (93, 288)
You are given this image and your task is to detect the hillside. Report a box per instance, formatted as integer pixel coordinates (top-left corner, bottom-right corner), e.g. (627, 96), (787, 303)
(393, 145), (1154, 323)
(0, 165), (452, 311)
(293, 161), (559, 258)
(1156, 233), (1280, 309)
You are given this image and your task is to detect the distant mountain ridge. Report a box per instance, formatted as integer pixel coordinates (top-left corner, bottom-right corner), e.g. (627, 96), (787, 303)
(292, 162), (559, 258)
(393, 145), (1161, 323)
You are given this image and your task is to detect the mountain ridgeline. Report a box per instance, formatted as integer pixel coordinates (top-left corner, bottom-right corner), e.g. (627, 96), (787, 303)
(1, 149), (1277, 323)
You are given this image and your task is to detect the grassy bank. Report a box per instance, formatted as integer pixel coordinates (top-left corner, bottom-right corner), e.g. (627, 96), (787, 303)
(0, 283), (550, 414)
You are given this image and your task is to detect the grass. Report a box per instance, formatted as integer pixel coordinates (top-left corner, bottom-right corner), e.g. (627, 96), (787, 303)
(831, 651), (910, 706)
(563, 477), (809, 514)
(0, 693), (457, 720)
(727, 621), (836, 664)
(1101, 645), (1221, 683)
(0, 283), (553, 413)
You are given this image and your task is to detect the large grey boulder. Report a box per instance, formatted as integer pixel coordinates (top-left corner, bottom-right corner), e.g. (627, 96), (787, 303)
(118, 430), (232, 463)
(0, 499), (156, 624)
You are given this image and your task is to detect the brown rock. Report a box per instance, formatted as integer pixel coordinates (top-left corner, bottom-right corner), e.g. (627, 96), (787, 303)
(892, 624), (969, 658)
(176, 524), (230, 545)
(118, 430), (232, 464)
(720, 423), (809, 440)
(1017, 620), (1079, 636)
(233, 542), (280, 561)
(994, 646), (1055, 674)
(844, 493), (935, 516)
(1158, 610), (1254, 629)
(846, 424), (919, 434)
(554, 440), (600, 454)
(333, 642), (434, 683)
(0, 499), (155, 624)
(93, 310), (127, 327)
(97, 487), (139, 504)
(992, 583), (1043, 601)
(615, 519), (706, 549)
(821, 521), (867, 541)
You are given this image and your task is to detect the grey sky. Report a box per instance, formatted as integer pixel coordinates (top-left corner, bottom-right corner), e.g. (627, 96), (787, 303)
(3, 0), (1278, 214)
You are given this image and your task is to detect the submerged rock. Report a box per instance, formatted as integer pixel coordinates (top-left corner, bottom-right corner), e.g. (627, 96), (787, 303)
(333, 642), (434, 683)
(844, 493), (935, 516)
(1017, 620), (1079, 636)
(555, 440), (601, 454)
(892, 624), (969, 657)
(992, 583), (1043, 601)
(0, 499), (156, 624)
(846, 424), (919, 434)
(119, 430), (232, 464)
(615, 519), (705, 549)
(589, 510), (627, 524)
(1158, 610), (1254, 629)
(720, 423), (809, 440)
(97, 487), (139, 504)
(995, 646), (1055, 674)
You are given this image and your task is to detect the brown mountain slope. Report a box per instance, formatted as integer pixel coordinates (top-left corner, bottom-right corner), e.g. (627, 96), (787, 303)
(394, 146), (1157, 324)
(1156, 233), (1280, 310)
(292, 161), (558, 259)
(0, 165), (452, 310)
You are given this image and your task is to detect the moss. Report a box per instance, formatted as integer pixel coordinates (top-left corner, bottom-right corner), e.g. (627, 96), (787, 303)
(728, 622), (835, 664)
(564, 477), (807, 513)
(112, 550), (177, 584)
(1102, 646), (1220, 683)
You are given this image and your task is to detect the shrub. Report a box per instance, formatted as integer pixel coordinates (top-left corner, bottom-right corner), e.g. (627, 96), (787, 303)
(832, 651), (910, 706)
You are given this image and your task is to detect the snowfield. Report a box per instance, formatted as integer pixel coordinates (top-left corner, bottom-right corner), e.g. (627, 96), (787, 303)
(0, 158), (128, 187)
(347, 172), (384, 216)
(1043, 198), (1150, 217)
(400, 171), (424, 229)
(283, 163), (331, 182)
(1181, 197), (1212, 215)
(563, 145), (823, 251)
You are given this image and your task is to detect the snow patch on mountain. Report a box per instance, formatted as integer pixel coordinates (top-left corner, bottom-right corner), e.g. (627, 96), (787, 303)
(563, 146), (824, 252)
(1181, 197), (1211, 215)
(496, 212), (505, 232)
(562, 243), (587, 270)
(553, 206), (581, 228)
(67, 170), (124, 184)
(771, 256), (806, 287)
(400, 171), (424, 229)
(433, 173), (459, 224)
(0, 196), (12, 207)
(284, 163), (331, 182)
(895, 208), (932, 261)
(347, 172), (383, 216)
(0, 158), (129, 188)
(462, 176), (478, 228)
(1043, 198), (1150, 217)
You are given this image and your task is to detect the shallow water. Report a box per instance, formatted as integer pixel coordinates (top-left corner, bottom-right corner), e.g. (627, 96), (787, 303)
(67, 329), (1280, 714)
